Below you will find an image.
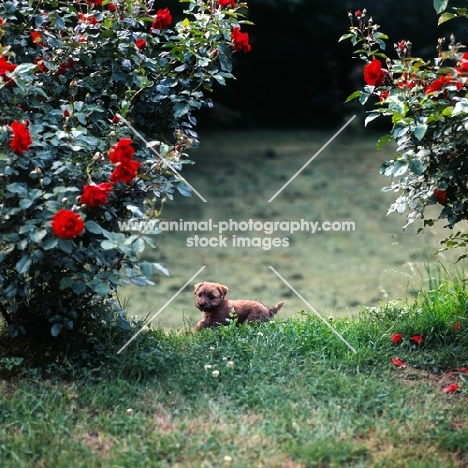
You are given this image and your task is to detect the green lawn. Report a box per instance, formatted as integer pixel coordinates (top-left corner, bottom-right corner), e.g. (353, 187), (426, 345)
(2, 272), (468, 467)
(119, 129), (463, 330)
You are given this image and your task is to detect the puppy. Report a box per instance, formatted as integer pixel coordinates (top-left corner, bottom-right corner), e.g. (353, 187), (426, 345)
(194, 281), (284, 330)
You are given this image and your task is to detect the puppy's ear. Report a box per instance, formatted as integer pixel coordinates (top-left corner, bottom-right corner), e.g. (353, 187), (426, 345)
(194, 282), (204, 295)
(217, 283), (228, 297)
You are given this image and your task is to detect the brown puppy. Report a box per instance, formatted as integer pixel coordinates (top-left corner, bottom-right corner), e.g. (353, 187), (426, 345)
(194, 281), (284, 330)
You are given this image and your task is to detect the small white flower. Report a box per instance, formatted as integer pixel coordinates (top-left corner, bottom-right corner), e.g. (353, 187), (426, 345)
(222, 357), (227, 361)
(126, 408), (133, 415)
(224, 455), (233, 463)
(212, 370), (220, 378)
(204, 364), (212, 371)
(209, 346), (215, 350)
(257, 332), (263, 336)
(226, 361), (234, 368)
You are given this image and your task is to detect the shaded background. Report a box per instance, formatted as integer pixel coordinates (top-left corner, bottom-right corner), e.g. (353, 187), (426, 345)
(164, 0), (467, 130)
(119, 0), (468, 327)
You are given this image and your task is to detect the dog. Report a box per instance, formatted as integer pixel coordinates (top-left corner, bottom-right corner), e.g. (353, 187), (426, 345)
(193, 281), (284, 330)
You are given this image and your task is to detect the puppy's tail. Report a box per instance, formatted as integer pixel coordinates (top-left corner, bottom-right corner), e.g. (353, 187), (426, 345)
(269, 301), (285, 316)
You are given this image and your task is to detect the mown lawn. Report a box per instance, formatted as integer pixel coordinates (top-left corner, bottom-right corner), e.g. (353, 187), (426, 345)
(2, 273), (468, 467)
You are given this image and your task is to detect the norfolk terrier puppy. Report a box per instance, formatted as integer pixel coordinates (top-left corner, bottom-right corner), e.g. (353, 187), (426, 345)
(194, 281), (284, 330)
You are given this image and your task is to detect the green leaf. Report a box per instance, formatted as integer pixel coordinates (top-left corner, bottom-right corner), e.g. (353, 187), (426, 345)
(50, 323), (63, 337)
(117, 316), (132, 331)
(345, 91), (362, 103)
(338, 33), (356, 43)
(42, 238), (58, 250)
(29, 229), (47, 243)
(140, 262), (154, 278)
(131, 238), (146, 256)
(438, 12), (455, 24)
(58, 238), (74, 253)
(85, 220), (103, 234)
(72, 281), (86, 294)
(93, 282), (110, 296)
(434, 0), (449, 14)
(365, 113), (380, 127)
(409, 159), (425, 175)
(60, 277), (75, 289)
(413, 124), (428, 141)
(101, 240), (118, 250)
(15, 256), (31, 275)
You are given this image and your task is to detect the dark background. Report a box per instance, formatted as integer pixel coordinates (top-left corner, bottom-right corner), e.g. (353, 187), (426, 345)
(167, 0), (468, 130)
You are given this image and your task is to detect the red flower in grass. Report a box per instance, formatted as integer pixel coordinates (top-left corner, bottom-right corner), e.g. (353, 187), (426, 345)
(82, 182), (113, 207)
(442, 384), (460, 393)
(392, 357), (406, 368)
(10, 121), (32, 154)
(232, 26), (251, 53)
(452, 321), (461, 331)
(410, 335), (424, 345)
(391, 333), (403, 343)
(109, 138), (135, 164)
(151, 8), (172, 32)
(219, 0), (236, 7)
(455, 367), (468, 373)
(51, 209), (85, 239)
(363, 58), (386, 86)
(110, 160), (141, 184)
(135, 39), (147, 50)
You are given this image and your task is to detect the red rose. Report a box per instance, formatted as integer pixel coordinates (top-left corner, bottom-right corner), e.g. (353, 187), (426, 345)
(363, 58), (386, 86)
(110, 160), (141, 184)
(108, 3), (117, 12)
(391, 357), (406, 368)
(34, 58), (47, 73)
(151, 8), (172, 32)
(82, 182), (113, 207)
(433, 189), (447, 205)
(108, 138), (135, 163)
(51, 209), (85, 239)
(442, 384), (460, 393)
(0, 55), (17, 85)
(135, 39), (147, 50)
(31, 31), (43, 46)
(78, 13), (99, 25)
(390, 333), (402, 343)
(111, 115), (120, 124)
(10, 121), (32, 154)
(56, 59), (75, 76)
(455, 53), (468, 74)
(219, 0), (236, 7)
(232, 26), (251, 53)
(410, 335), (423, 345)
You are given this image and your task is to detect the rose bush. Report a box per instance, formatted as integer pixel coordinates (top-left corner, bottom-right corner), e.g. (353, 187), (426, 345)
(340, 0), (468, 258)
(0, 0), (251, 339)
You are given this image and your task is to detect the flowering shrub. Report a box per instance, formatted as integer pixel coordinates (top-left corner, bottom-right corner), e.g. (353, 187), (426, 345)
(340, 1), (468, 257)
(0, 0), (251, 338)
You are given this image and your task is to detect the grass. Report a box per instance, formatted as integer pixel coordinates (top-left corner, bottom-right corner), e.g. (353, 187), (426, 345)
(117, 129), (465, 329)
(2, 267), (468, 467)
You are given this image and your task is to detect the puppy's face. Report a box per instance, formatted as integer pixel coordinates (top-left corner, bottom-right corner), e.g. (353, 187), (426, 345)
(194, 282), (228, 312)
